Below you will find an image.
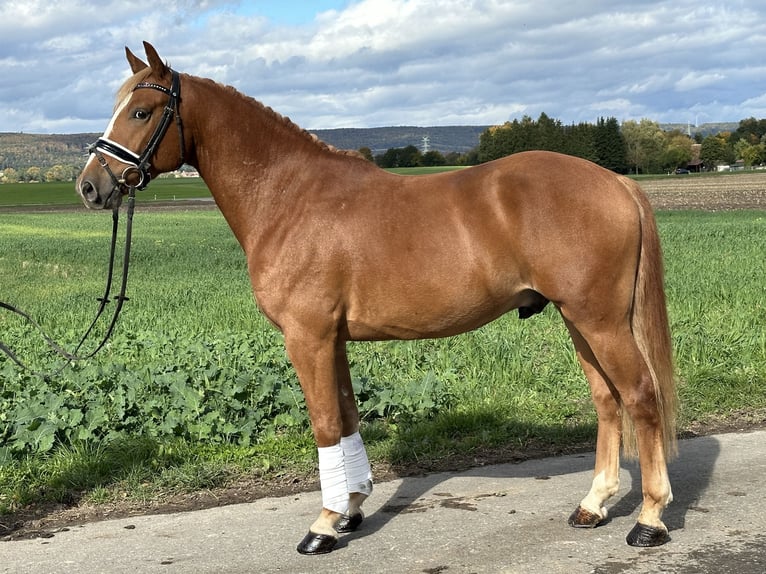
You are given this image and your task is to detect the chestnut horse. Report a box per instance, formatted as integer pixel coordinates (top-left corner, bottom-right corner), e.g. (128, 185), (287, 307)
(77, 42), (677, 555)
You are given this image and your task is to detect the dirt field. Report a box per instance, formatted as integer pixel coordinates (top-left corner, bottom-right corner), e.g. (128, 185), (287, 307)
(639, 171), (766, 211)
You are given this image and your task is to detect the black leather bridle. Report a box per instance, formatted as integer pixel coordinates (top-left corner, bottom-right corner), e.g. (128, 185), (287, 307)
(88, 69), (184, 195)
(0, 70), (184, 375)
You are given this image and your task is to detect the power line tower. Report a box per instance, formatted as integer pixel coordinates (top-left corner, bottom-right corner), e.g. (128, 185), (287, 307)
(421, 135), (430, 154)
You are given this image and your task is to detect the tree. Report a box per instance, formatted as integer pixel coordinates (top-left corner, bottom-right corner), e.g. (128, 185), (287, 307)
(25, 166), (42, 182)
(1, 167), (19, 183)
(45, 164), (75, 182)
(535, 112), (562, 150)
(398, 145), (422, 167)
(733, 117), (766, 145)
(621, 119), (665, 174)
(477, 114), (626, 172)
(594, 117), (628, 173)
(662, 131), (693, 172)
(421, 150), (446, 167)
(561, 122), (597, 163)
(443, 151), (462, 165)
(358, 147), (374, 162)
(376, 148), (399, 168)
(734, 139), (765, 167)
(700, 134), (733, 169)
(375, 146), (422, 168)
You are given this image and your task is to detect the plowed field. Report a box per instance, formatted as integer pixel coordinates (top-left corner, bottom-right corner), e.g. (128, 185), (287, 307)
(639, 172), (766, 211)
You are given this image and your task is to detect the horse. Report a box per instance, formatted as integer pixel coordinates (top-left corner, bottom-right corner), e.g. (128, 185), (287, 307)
(76, 42), (677, 555)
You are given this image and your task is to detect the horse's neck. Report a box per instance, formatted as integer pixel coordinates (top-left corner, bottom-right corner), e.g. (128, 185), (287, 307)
(189, 78), (317, 182)
(186, 76), (333, 242)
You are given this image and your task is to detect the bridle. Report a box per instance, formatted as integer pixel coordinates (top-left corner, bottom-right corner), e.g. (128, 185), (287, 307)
(88, 69), (185, 196)
(0, 69), (184, 375)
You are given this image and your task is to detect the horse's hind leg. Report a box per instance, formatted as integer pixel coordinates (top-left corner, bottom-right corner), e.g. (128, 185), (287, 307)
(564, 319), (622, 528)
(565, 316), (672, 546)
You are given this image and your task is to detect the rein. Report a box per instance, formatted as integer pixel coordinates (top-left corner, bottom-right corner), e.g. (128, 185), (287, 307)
(0, 70), (182, 375)
(0, 191), (135, 375)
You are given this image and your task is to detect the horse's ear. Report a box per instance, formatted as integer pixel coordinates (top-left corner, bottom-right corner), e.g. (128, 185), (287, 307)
(126, 46), (148, 74)
(143, 41), (170, 79)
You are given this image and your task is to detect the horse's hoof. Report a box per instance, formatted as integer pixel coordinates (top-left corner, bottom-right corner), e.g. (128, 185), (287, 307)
(296, 531), (338, 555)
(568, 505), (603, 528)
(335, 512), (364, 533)
(626, 522), (670, 547)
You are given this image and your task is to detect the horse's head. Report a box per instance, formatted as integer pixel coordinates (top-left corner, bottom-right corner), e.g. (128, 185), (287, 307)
(77, 42), (186, 209)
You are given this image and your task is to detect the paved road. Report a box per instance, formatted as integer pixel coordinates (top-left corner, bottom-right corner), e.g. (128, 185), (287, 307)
(3, 430), (765, 574)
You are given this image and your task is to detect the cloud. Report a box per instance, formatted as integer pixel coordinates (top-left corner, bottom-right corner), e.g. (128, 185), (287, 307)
(675, 72), (727, 92)
(0, 0), (764, 133)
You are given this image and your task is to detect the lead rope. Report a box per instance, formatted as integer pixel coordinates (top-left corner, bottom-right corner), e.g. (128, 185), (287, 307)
(0, 187), (137, 377)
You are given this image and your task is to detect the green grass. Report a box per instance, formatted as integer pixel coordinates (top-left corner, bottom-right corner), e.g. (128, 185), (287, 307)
(0, 178), (211, 207)
(386, 166), (468, 175)
(1, 207), (765, 515)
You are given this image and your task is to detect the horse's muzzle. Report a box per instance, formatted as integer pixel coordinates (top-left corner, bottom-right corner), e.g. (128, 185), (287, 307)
(77, 178), (122, 210)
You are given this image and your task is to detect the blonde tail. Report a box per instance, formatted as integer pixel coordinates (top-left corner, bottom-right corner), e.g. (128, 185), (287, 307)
(621, 178), (678, 460)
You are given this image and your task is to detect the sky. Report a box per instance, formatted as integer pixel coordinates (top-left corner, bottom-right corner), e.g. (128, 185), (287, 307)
(1, 0), (765, 134)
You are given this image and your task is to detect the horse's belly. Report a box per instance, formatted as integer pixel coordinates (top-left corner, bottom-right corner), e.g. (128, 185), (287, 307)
(344, 285), (538, 341)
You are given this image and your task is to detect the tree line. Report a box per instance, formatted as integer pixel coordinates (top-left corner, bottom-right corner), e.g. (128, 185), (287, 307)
(0, 133), (93, 183)
(371, 115), (766, 174)
(0, 164), (81, 184)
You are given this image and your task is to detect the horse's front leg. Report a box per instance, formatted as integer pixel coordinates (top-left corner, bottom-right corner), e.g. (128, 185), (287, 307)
(335, 342), (373, 530)
(285, 333), (372, 555)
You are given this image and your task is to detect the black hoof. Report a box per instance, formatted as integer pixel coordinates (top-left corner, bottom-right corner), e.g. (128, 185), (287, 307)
(568, 505), (603, 528)
(335, 513), (364, 533)
(626, 522), (670, 547)
(296, 531), (338, 555)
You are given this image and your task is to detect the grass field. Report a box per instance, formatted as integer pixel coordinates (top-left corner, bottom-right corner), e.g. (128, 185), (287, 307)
(0, 177), (211, 207)
(1, 173), (765, 528)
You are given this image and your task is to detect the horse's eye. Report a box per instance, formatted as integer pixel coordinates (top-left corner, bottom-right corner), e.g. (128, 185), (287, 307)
(132, 109), (150, 121)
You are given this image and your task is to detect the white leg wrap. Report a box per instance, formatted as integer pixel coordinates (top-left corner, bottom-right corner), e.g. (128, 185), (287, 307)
(341, 431), (373, 496)
(317, 444), (348, 514)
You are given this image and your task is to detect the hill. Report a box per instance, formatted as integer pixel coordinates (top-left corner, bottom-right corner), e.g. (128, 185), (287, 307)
(311, 125), (490, 155)
(660, 122), (738, 137)
(0, 133), (95, 173)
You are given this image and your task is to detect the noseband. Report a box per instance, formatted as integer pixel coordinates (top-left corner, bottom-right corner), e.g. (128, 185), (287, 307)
(89, 69), (184, 193)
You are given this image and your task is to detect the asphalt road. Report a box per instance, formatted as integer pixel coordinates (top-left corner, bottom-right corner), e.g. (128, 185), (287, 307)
(3, 429), (765, 574)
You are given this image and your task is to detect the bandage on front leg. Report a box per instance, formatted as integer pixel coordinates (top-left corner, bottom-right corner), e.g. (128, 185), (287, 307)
(317, 444), (348, 515)
(341, 432), (373, 496)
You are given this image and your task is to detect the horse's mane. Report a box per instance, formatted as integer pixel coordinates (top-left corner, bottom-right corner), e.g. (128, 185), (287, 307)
(200, 77), (364, 159)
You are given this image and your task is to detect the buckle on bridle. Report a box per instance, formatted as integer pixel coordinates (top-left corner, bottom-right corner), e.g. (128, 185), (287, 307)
(120, 166), (148, 189)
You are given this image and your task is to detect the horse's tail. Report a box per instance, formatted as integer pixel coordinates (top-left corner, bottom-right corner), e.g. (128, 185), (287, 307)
(621, 178), (678, 460)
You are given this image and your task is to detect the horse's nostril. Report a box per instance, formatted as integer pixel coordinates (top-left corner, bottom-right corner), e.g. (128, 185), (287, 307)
(80, 180), (101, 204)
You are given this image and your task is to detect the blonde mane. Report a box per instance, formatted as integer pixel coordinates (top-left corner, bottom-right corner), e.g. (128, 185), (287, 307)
(206, 77), (364, 159)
